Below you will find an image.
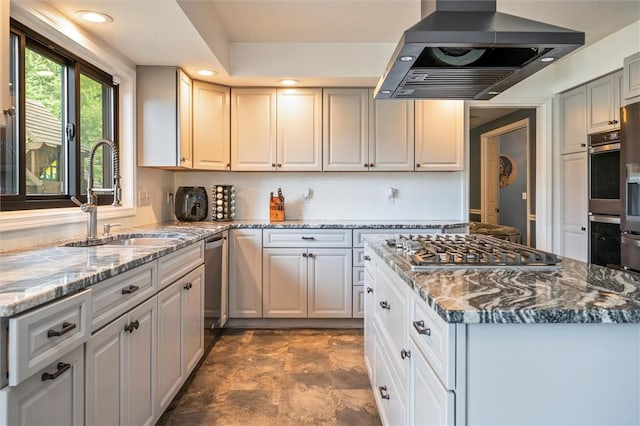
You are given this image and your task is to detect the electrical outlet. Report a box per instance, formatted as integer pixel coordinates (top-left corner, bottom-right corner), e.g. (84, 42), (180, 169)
(138, 191), (151, 206)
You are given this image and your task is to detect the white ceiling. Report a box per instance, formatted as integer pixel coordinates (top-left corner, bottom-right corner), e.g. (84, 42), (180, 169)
(12, 0), (640, 87)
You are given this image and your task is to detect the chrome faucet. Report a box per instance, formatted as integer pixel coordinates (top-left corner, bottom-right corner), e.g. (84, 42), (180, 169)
(71, 139), (122, 239)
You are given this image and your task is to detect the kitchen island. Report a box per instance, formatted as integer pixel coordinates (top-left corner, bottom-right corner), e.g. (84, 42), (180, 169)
(363, 235), (640, 425)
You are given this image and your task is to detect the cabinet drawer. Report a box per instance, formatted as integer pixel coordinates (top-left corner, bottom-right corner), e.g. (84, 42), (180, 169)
(159, 241), (204, 289)
(91, 262), (157, 332)
(8, 290), (91, 386)
(353, 248), (365, 267)
(263, 229), (352, 247)
(352, 286), (365, 318)
(354, 228), (439, 247)
(410, 292), (456, 390)
(374, 326), (406, 426)
(353, 267), (365, 286)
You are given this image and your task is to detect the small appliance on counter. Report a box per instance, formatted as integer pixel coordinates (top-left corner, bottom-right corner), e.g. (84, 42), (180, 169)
(175, 186), (208, 221)
(212, 185), (235, 221)
(269, 188), (285, 222)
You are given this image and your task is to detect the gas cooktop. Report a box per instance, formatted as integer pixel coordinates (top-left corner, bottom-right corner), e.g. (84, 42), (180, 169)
(387, 234), (562, 270)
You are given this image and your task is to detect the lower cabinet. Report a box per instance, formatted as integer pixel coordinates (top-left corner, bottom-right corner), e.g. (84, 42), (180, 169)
(262, 247), (352, 318)
(229, 229), (263, 318)
(373, 327), (407, 426)
(86, 296), (157, 426)
(363, 260), (375, 378)
(0, 345), (85, 425)
(352, 286), (365, 318)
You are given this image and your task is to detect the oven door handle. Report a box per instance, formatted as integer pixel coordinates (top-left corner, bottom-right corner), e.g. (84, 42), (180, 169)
(621, 236), (640, 248)
(588, 214), (620, 224)
(588, 142), (620, 154)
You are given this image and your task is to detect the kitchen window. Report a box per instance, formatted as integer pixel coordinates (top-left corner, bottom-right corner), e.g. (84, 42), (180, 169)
(1, 20), (118, 211)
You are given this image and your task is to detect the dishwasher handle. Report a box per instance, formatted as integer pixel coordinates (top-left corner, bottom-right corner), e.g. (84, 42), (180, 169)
(205, 235), (224, 250)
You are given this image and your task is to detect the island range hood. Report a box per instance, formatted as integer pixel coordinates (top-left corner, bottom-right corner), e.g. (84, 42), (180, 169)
(374, 0), (585, 100)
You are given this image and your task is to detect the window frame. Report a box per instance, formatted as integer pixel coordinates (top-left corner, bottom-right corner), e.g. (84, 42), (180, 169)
(1, 19), (119, 211)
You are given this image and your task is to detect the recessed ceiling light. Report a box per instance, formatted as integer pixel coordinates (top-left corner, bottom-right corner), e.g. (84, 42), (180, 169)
(197, 69), (216, 77)
(75, 10), (113, 24)
(279, 79), (299, 86)
(35, 70), (55, 77)
(380, 90), (392, 95)
(399, 56), (415, 62)
(540, 57), (557, 63)
(487, 91), (500, 95)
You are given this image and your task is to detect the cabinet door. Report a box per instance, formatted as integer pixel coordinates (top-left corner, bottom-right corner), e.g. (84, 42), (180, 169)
(322, 88), (369, 171)
(263, 248), (308, 318)
(364, 262), (375, 378)
(277, 88), (322, 171)
(86, 314), (128, 426)
(177, 69), (193, 168)
(410, 339), (455, 426)
(3, 345), (84, 426)
(369, 94), (414, 171)
(587, 74), (617, 134)
(352, 286), (365, 318)
(614, 70), (623, 125)
(415, 100), (464, 171)
(126, 297), (156, 426)
(231, 88), (277, 171)
(229, 229), (263, 318)
(220, 231), (229, 327)
(307, 248), (352, 318)
(561, 152), (588, 262)
(193, 81), (230, 170)
(182, 265), (205, 376)
(623, 52), (640, 103)
(156, 280), (183, 414)
(560, 86), (588, 154)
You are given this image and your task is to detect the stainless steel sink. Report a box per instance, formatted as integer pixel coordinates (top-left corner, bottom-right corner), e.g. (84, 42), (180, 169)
(63, 233), (182, 247)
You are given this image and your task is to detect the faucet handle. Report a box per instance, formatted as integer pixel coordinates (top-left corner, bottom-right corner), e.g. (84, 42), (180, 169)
(103, 223), (123, 236)
(70, 196), (83, 207)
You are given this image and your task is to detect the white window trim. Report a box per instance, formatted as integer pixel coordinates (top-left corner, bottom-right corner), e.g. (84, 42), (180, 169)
(1, 3), (137, 232)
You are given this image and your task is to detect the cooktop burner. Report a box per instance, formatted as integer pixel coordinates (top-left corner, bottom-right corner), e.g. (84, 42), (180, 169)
(387, 234), (562, 270)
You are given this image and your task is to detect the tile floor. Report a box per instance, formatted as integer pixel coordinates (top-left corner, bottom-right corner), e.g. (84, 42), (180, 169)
(158, 328), (381, 425)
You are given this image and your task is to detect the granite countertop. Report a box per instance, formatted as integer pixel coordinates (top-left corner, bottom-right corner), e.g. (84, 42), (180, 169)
(364, 235), (640, 324)
(0, 220), (466, 317)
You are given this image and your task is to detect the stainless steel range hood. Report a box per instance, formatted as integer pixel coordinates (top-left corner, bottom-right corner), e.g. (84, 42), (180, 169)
(374, 0), (585, 100)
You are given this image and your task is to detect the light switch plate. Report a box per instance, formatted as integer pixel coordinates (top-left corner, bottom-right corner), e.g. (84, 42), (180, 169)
(138, 190), (151, 206)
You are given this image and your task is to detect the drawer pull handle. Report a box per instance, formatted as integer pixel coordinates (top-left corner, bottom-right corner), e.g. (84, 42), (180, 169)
(367, 287), (373, 294)
(401, 349), (411, 360)
(379, 301), (391, 310)
(413, 320), (432, 336)
(308, 253), (314, 258)
(124, 320), (140, 333)
(363, 255), (371, 261)
(183, 282), (193, 290)
(41, 362), (71, 381)
(378, 386), (390, 400)
(47, 322), (76, 338)
(301, 236), (315, 240)
(121, 285), (140, 295)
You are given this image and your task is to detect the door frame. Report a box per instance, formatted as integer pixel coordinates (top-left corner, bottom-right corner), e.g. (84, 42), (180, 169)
(480, 118), (531, 244)
(466, 98), (551, 251)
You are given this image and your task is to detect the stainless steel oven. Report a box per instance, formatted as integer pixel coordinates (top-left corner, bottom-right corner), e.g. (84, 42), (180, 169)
(589, 214), (621, 268)
(621, 102), (640, 272)
(589, 130), (621, 215)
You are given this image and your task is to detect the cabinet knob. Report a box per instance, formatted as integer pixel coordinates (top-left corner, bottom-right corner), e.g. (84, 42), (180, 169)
(308, 253), (314, 258)
(302, 253), (308, 258)
(416, 163), (421, 168)
(379, 300), (391, 310)
(581, 226), (586, 231)
(369, 163), (375, 168)
(378, 386), (390, 400)
(226, 163), (231, 170)
(271, 163), (276, 168)
(364, 255), (371, 261)
(364, 163), (369, 168)
(180, 157), (186, 163)
(367, 287), (373, 294)
(183, 282), (193, 290)
(580, 143), (586, 148)
(277, 163), (282, 168)
(400, 349), (411, 360)
(612, 119), (618, 124)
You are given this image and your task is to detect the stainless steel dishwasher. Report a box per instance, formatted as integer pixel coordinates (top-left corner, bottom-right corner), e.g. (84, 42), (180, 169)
(204, 232), (227, 329)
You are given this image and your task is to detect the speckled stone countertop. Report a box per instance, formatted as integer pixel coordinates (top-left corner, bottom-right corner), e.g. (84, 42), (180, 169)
(364, 235), (640, 324)
(0, 220), (465, 317)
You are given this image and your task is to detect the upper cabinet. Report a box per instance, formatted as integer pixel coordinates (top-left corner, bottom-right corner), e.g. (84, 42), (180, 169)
(559, 85), (587, 154)
(231, 88), (321, 171)
(368, 91), (415, 171)
(137, 66), (193, 168)
(322, 88), (369, 171)
(623, 52), (640, 104)
(586, 71), (623, 134)
(414, 100), (464, 171)
(192, 81), (230, 171)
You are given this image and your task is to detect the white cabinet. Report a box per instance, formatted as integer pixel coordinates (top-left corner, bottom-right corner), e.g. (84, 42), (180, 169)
(156, 265), (204, 414)
(277, 88), (322, 171)
(263, 247), (352, 318)
(0, 345), (84, 426)
(192, 81), (230, 170)
(363, 258), (375, 378)
(137, 66), (193, 168)
(415, 100), (464, 171)
(231, 88), (321, 171)
(561, 152), (588, 262)
(368, 93), (415, 171)
(623, 52), (640, 103)
(229, 229), (263, 318)
(323, 88), (369, 171)
(86, 296), (157, 426)
(587, 71), (622, 133)
(559, 86), (588, 154)
(352, 286), (365, 318)
(220, 231), (229, 327)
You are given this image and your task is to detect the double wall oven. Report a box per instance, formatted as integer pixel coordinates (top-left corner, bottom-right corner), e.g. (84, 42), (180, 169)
(621, 102), (640, 273)
(588, 130), (621, 268)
